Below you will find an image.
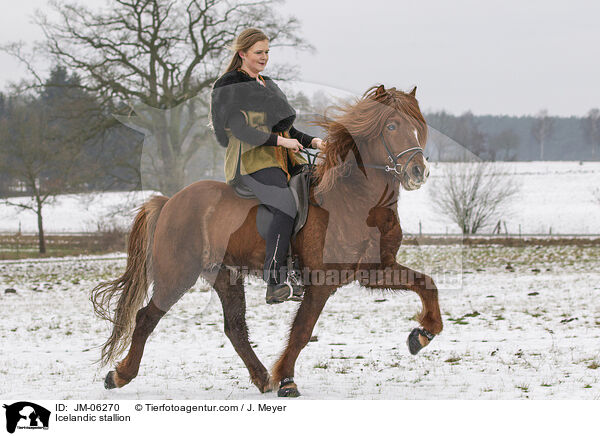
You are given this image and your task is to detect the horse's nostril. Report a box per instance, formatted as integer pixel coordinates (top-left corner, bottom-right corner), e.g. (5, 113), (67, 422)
(412, 165), (422, 179)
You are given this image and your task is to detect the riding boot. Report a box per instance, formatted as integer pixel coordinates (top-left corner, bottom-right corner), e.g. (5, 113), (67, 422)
(264, 210), (294, 304)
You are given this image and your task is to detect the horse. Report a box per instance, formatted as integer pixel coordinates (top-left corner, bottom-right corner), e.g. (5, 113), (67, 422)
(91, 84), (443, 397)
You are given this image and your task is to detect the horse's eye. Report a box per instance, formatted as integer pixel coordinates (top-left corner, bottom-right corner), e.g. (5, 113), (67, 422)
(387, 123), (396, 131)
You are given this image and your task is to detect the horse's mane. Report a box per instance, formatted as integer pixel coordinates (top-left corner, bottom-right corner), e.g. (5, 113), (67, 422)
(312, 85), (427, 195)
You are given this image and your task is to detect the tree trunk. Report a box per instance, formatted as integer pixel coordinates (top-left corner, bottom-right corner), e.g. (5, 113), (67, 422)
(36, 199), (46, 254)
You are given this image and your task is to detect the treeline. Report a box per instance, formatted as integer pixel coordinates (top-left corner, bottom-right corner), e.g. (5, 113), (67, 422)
(423, 110), (600, 162)
(287, 91), (600, 162)
(0, 66), (143, 198)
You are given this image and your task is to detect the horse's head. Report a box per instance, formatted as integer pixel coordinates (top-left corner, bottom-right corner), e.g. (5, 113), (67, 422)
(358, 85), (429, 191)
(314, 84), (429, 193)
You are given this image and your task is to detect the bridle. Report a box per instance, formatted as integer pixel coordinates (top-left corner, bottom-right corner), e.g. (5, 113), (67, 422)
(363, 132), (425, 180)
(300, 130), (426, 181)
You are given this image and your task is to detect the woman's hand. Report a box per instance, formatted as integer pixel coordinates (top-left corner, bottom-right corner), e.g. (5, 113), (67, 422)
(311, 137), (325, 151)
(277, 136), (303, 153)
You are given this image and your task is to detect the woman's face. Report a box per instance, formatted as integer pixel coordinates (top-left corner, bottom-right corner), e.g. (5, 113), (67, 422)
(240, 40), (269, 76)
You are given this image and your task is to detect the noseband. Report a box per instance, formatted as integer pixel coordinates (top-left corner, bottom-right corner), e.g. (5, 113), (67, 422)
(364, 133), (425, 180)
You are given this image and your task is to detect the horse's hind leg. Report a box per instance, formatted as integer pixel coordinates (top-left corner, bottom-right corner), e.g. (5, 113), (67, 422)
(208, 266), (271, 393)
(104, 299), (166, 389)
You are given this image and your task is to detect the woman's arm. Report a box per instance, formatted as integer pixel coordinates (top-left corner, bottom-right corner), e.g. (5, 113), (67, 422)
(226, 111), (320, 152)
(226, 111), (278, 147)
(289, 126), (324, 150)
(288, 126), (315, 148)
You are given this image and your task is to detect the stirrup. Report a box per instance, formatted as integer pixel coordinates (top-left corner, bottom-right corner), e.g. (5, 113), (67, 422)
(266, 283), (290, 305)
(289, 285), (304, 301)
(287, 250), (304, 302)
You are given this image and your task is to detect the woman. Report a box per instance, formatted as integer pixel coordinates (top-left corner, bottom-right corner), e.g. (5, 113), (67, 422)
(210, 28), (324, 304)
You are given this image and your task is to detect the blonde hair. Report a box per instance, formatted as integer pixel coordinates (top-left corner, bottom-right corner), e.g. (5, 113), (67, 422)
(224, 28), (269, 73)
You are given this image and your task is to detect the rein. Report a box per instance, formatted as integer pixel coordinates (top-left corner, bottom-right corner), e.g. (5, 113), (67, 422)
(300, 147), (320, 172)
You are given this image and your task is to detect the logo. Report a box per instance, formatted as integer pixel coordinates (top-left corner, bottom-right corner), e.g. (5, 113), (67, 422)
(3, 402), (50, 434)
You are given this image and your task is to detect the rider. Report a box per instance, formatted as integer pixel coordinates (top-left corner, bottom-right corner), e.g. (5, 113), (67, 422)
(210, 28), (324, 304)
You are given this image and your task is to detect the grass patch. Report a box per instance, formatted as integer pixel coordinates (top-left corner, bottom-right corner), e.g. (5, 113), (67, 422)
(515, 384), (529, 393)
(448, 317), (469, 325)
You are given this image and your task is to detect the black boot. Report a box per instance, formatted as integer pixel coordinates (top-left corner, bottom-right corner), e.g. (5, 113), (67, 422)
(266, 283), (291, 304)
(263, 211), (294, 305)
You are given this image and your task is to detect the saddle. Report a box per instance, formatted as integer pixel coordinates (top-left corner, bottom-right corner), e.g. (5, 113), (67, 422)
(232, 164), (312, 294)
(232, 164), (312, 240)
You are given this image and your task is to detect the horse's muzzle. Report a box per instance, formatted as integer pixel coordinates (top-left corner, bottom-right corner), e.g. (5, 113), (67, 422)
(402, 160), (429, 191)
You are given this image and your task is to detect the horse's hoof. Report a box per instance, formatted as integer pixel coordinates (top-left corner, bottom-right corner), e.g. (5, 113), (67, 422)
(104, 371), (117, 389)
(261, 384), (273, 393)
(256, 376), (273, 393)
(277, 377), (301, 397)
(407, 328), (435, 355)
(278, 386), (301, 397)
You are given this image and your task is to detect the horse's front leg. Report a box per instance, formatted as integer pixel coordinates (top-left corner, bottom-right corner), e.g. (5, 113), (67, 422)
(359, 263), (443, 355)
(270, 284), (334, 397)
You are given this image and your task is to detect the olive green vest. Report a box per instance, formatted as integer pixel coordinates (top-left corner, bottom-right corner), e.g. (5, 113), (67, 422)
(224, 110), (307, 184)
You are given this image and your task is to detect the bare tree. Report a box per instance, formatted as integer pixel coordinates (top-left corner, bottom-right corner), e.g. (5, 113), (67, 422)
(6, 0), (312, 195)
(0, 96), (91, 253)
(532, 109), (555, 160)
(582, 108), (600, 159)
(429, 161), (520, 234)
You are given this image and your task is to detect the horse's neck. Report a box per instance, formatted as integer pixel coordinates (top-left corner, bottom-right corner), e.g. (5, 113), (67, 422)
(327, 167), (397, 210)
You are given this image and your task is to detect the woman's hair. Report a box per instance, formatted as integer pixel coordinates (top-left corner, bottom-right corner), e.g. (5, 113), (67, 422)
(224, 28), (269, 73)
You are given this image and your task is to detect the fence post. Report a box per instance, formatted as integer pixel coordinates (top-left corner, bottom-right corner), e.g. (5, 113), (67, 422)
(16, 221), (21, 258)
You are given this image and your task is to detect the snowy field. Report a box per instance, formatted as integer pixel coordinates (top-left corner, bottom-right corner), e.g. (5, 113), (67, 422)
(0, 161), (598, 400)
(0, 161), (599, 235)
(1, 245), (599, 400)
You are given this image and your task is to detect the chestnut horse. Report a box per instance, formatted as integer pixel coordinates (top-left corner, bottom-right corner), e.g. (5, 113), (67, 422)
(92, 84), (443, 397)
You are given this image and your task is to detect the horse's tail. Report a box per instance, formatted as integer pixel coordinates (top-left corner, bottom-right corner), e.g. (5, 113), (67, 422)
(91, 195), (169, 366)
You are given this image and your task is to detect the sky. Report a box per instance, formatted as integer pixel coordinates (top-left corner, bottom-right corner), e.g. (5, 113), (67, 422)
(0, 0), (598, 117)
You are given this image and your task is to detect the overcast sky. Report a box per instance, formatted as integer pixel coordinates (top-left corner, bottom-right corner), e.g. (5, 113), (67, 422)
(1, 0), (598, 116)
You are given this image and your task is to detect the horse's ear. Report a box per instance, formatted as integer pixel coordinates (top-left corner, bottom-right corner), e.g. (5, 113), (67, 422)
(375, 85), (386, 96)
(409, 86), (417, 97)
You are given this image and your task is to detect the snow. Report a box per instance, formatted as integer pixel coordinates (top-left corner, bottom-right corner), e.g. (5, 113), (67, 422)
(0, 191), (156, 234)
(1, 162), (598, 235)
(1, 161), (598, 399)
(398, 161), (600, 235)
(1, 245), (598, 400)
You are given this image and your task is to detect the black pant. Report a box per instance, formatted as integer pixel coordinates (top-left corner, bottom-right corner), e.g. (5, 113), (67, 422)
(239, 167), (297, 285)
